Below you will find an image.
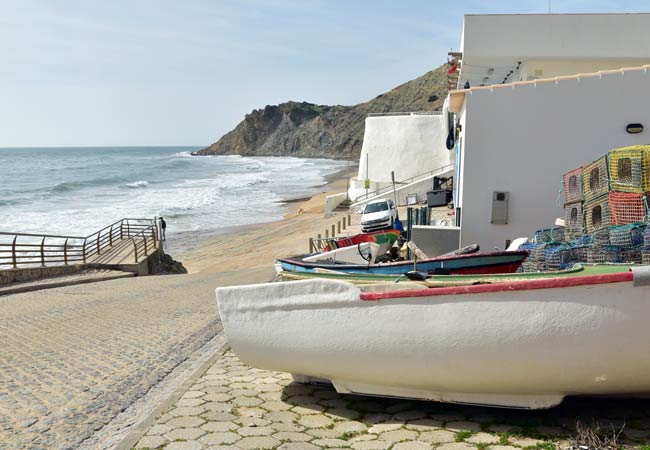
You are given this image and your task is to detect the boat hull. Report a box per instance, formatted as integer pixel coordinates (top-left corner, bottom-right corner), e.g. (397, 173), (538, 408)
(278, 250), (528, 275)
(216, 270), (650, 409)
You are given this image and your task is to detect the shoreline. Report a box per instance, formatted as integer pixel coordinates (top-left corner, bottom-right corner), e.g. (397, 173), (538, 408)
(177, 165), (360, 276)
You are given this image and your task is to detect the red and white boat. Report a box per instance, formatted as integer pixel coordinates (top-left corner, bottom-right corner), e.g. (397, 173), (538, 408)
(216, 266), (650, 409)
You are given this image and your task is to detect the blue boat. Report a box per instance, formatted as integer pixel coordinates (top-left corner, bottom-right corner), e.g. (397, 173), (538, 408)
(277, 250), (528, 276)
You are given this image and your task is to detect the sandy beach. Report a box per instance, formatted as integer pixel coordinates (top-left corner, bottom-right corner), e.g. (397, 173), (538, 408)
(179, 170), (360, 279)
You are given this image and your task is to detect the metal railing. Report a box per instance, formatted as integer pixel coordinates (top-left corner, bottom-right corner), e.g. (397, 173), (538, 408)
(0, 218), (158, 269)
(367, 111), (443, 117)
(351, 164), (454, 204)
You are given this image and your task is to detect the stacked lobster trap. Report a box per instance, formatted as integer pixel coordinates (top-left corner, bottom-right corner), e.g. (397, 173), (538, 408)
(521, 145), (650, 271)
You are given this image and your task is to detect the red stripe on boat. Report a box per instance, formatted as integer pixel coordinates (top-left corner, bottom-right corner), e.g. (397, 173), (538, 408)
(360, 271), (634, 301)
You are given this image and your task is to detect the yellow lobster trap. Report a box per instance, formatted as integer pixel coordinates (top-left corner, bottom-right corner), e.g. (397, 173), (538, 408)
(582, 155), (609, 202)
(608, 145), (650, 193)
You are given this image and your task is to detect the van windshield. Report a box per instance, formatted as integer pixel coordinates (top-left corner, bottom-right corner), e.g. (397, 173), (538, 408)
(364, 202), (389, 213)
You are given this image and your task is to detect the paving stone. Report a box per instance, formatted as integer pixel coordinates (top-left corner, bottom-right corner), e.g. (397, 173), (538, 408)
(312, 438), (352, 447)
(200, 421), (237, 432)
(169, 406), (206, 417)
(198, 431), (241, 445)
(466, 432), (500, 444)
(165, 427), (206, 441)
(201, 411), (236, 422)
(326, 407), (363, 420)
(509, 436), (545, 447)
(488, 446), (520, 450)
(260, 401), (292, 411)
(236, 406), (266, 417)
(203, 393), (233, 402)
(236, 436), (281, 449)
(368, 423), (402, 434)
(202, 401), (232, 413)
(379, 429), (419, 443)
(238, 426), (275, 437)
(298, 414), (334, 428)
(232, 396), (263, 407)
(306, 428), (341, 439)
(362, 413), (392, 425)
(351, 440), (392, 450)
(333, 420), (367, 433)
(165, 441), (206, 450)
(182, 391), (207, 399)
(293, 404), (326, 414)
(436, 443), (479, 450)
(236, 417), (271, 427)
(431, 413), (465, 422)
(167, 416), (206, 429)
(446, 421), (482, 432)
(273, 431), (313, 442)
(266, 410), (299, 423)
(278, 443), (320, 450)
(177, 398), (206, 407)
(392, 442), (434, 450)
(487, 424), (515, 434)
(419, 429), (457, 444)
(203, 386), (231, 394)
(147, 424), (173, 435)
(393, 410), (428, 421)
(271, 422), (307, 432)
(136, 435), (170, 449)
(405, 419), (443, 431)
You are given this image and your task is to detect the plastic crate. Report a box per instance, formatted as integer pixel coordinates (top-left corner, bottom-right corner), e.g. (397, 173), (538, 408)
(582, 155), (609, 202)
(608, 145), (650, 193)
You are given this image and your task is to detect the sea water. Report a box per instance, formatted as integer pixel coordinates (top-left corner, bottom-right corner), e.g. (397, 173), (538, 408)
(0, 147), (347, 254)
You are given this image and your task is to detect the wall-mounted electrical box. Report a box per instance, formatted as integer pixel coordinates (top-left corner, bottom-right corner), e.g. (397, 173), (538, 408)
(491, 191), (509, 224)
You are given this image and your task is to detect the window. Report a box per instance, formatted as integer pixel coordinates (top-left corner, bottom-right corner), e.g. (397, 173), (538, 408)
(570, 207), (578, 226)
(589, 167), (600, 192)
(363, 202), (389, 213)
(618, 157), (632, 183)
(592, 205), (602, 228)
(568, 175), (578, 193)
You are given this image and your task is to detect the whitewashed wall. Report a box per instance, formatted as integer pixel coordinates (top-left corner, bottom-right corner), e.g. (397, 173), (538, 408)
(457, 68), (650, 249)
(354, 114), (449, 185)
(461, 14), (650, 59)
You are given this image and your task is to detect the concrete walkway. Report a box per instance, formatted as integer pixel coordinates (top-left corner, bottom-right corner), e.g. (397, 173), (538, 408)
(0, 273), (229, 450)
(131, 350), (650, 450)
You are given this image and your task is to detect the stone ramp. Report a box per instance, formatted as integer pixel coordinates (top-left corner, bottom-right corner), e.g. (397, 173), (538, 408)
(0, 269), (135, 296)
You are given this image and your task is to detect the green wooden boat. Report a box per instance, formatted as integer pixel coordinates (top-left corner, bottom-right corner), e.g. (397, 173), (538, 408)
(278, 263), (637, 287)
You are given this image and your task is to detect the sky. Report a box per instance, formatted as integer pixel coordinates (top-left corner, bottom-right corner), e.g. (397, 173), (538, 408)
(0, 0), (646, 147)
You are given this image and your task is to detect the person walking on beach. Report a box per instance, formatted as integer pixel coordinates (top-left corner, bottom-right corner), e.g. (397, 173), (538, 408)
(160, 217), (167, 241)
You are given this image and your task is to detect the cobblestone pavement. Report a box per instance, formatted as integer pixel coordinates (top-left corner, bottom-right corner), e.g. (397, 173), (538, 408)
(0, 273), (225, 450)
(134, 350), (650, 450)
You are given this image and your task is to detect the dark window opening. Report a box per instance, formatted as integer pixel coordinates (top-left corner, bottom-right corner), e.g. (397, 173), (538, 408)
(570, 207), (578, 226)
(589, 167), (600, 192)
(568, 175), (578, 193)
(592, 205), (602, 228)
(618, 157), (632, 183)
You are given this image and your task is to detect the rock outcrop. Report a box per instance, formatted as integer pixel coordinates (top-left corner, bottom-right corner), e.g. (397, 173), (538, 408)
(194, 64), (448, 160)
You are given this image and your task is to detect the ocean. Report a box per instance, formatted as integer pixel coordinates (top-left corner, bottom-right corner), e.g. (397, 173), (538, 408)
(0, 147), (347, 254)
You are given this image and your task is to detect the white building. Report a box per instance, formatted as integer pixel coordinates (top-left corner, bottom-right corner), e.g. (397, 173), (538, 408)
(448, 13), (650, 251)
(347, 113), (452, 206)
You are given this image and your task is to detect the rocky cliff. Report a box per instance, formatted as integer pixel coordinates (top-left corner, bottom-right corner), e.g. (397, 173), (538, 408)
(194, 64), (448, 159)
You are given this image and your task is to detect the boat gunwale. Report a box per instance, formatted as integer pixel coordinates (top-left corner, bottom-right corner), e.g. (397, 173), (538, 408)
(360, 270), (634, 301)
(279, 249), (529, 270)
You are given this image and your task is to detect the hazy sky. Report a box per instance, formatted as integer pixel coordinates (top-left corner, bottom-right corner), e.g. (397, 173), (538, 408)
(0, 0), (644, 147)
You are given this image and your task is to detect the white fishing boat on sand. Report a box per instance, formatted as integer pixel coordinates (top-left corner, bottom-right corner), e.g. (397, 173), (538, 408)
(216, 266), (650, 409)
